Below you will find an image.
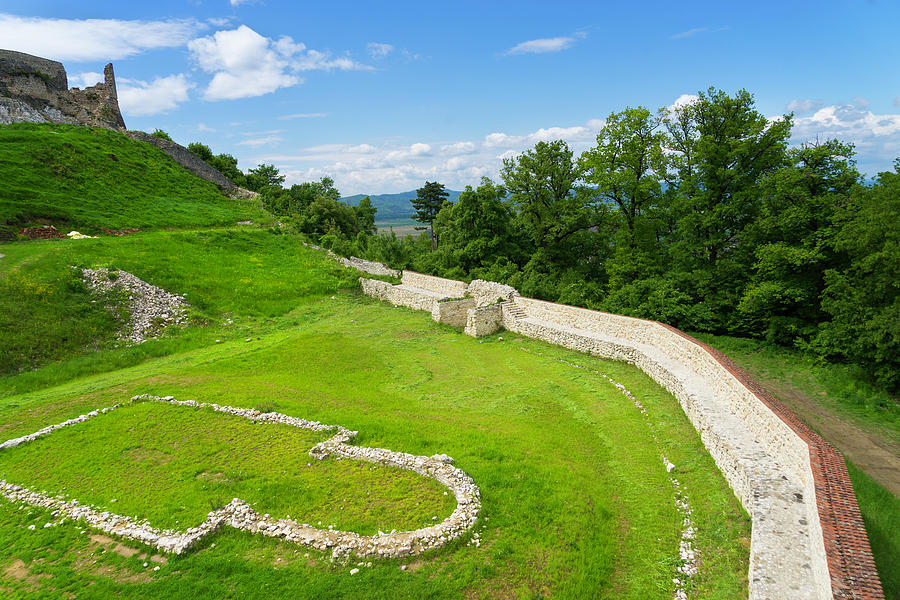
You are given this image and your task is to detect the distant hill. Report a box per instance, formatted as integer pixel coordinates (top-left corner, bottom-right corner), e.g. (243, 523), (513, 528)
(342, 189), (462, 221)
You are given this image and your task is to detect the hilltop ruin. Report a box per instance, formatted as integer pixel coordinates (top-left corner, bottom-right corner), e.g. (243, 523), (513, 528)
(0, 49), (126, 130)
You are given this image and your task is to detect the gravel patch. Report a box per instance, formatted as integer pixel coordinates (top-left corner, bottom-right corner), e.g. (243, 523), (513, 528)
(81, 268), (189, 343)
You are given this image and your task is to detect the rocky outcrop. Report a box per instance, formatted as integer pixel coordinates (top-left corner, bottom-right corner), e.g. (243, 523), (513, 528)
(0, 50), (126, 130)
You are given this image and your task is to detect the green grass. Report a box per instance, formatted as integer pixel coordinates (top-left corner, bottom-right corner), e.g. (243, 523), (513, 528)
(691, 333), (900, 443)
(847, 462), (900, 600)
(0, 123), (269, 238)
(0, 229), (360, 394)
(0, 401), (454, 535)
(0, 293), (751, 599)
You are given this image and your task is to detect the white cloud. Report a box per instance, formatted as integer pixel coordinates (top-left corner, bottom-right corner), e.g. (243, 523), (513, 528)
(484, 132), (523, 147)
(367, 42), (394, 58)
(853, 96), (870, 109)
(791, 104), (900, 175)
(349, 144), (377, 153)
(230, 0), (251, 6)
(238, 135), (283, 147)
(895, 96), (900, 108)
(278, 112), (328, 120)
(70, 72), (104, 89)
(117, 74), (192, 116)
(441, 141), (476, 155)
(189, 25), (369, 101)
(0, 14), (200, 62)
(786, 98), (824, 113)
(505, 36), (576, 56)
(196, 123), (216, 132)
(246, 117), (605, 194)
(669, 26), (728, 40)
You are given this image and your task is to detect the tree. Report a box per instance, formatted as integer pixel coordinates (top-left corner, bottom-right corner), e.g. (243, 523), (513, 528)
(739, 139), (860, 343)
(661, 88), (792, 329)
(501, 140), (606, 267)
(815, 160), (900, 391)
(435, 178), (518, 273)
(187, 142), (247, 188)
(411, 181), (449, 251)
(246, 163), (285, 191)
(354, 196), (377, 235)
(581, 107), (667, 288)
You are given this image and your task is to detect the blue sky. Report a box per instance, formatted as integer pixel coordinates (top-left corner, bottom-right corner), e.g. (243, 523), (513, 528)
(2, 1), (898, 194)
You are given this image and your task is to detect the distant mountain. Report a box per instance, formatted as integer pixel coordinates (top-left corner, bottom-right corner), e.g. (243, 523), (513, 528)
(341, 189), (462, 221)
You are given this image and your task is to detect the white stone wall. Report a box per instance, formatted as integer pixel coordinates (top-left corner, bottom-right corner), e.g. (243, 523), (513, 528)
(467, 280), (518, 307)
(360, 274), (839, 600)
(464, 305), (502, 337)
(337, 256), (401, 278)
(432, 298), (475, 328)
(401, 271), (469, 298)
(504, 296), (831, 600)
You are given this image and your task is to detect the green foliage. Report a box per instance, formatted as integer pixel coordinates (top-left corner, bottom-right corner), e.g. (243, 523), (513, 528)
(815, 160), (900, 390)
(151, 128), (173, 141)
(739, 140), (860, 344)
(581, 107), (667, 288)
(431, 178), (519, 273)
(662, 88), (793, 329)
(188, 142), (249, 188)
(0, 123), (267, 237)
(411, 181), (450, 250)
(246, 163), (286, 192)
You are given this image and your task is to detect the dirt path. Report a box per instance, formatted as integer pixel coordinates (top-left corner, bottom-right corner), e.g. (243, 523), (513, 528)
(760, 378), (900, 496)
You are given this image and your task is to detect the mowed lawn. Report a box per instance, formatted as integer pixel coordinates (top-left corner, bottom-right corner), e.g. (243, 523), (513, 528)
(0, 292), (751, 599)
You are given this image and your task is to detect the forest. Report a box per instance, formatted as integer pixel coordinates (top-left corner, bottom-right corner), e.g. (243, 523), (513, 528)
(192, 88), (900, 392)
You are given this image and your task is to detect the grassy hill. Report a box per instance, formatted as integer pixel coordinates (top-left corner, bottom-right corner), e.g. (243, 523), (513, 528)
(341, 189), (462, 221)
(0, 123), (269, 239)
(0, 121), (894, 599)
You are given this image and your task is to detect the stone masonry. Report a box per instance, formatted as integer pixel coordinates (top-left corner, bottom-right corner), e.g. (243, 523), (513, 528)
(0, 50), (126, 130)
(1, 50), (254, 196)
(358, 269), (883, 600)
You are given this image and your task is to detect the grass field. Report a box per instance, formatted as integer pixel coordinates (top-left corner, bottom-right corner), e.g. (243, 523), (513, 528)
(0, 242), (752, 598)
(375, 220), (421, 238)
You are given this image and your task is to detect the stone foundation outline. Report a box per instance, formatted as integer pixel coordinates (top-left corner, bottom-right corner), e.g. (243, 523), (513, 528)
(0, 395), (481, 559)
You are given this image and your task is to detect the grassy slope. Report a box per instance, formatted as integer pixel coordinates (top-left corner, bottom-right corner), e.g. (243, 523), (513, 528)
(0, 123), (269, 238)
(0, 230), (361, 392)
(693, 333), (900, 599)
(0, 123), (751, 597)
(0, 294), (750, 599)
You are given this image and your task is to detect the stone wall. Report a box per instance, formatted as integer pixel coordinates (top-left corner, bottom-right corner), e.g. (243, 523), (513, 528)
(335, 256), (401, 278)
(432, 298), (475, 328)
(0, 50), (126, 130)
(464, 304), (502, 337)
(124, 130), (251, 196)
(359, 273), (883, 600)
(467, 279), (518, 307)
(401, 271), (469, 298)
